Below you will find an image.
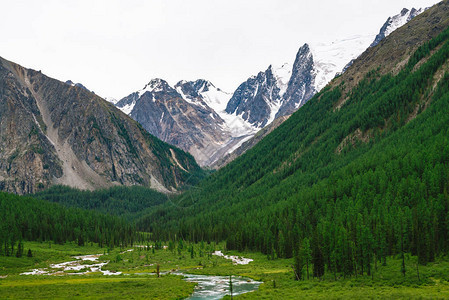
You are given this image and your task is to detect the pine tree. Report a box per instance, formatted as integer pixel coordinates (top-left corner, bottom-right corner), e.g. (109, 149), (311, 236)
(293, 249), (303, 280)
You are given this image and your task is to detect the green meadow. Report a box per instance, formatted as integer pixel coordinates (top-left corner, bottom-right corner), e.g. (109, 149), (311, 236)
(2, 241), (449, 299)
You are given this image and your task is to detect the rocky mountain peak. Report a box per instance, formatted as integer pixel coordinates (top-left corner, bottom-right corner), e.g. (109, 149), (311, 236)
(174, 79), (216, 100)
(140, 78), (173, 95)
(276, 43), (315, 118)
(400, 8), (409, 16)
(225, 63), (282, 128)
(195, 79), (215, 92)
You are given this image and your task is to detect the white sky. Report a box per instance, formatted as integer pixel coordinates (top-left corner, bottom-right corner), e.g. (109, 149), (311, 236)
(0, 0), (441, 99)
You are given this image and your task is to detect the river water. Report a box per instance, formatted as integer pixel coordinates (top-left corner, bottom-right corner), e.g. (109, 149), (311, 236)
(178, 273), (262, 300)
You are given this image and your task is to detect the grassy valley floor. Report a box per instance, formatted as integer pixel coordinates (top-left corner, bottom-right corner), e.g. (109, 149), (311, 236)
(1, 241), (449, 299)
(0, 242), (195, 299)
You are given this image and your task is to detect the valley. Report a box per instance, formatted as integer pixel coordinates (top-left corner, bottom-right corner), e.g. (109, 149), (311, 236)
(1, 1), (449, 299)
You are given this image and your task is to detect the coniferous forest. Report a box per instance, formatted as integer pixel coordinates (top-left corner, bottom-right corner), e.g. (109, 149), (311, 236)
(0, 191), (136, 256)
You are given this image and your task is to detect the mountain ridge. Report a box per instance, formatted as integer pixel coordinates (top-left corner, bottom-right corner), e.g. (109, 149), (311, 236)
(0, 57), (202, 194)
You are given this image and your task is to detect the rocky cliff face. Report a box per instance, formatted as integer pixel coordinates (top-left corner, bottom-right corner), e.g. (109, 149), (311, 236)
(0, 57), (201, 194)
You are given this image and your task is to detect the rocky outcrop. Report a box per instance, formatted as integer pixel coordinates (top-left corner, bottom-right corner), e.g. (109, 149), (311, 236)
(0, 57), (201, 194)
(224, 44), (315, 127)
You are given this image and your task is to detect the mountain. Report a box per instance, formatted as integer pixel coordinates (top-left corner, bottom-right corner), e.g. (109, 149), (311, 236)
(227, 7), (424, 130)
(227, 35), (377, 128)
(223, 43), (319, 129)
(112, 7), (423, 169)
(371, 7), (424, 47)
(115, 78), (257, 166)
(141, 0), (449, 267)
(115, 78), (229, 167)
(276, 44), (316, 117)
(0, 57), (201, 194)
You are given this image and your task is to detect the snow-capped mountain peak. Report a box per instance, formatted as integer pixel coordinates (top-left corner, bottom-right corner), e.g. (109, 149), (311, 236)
(371, 7), (424, 47)
(384, 8), (423, 36)
(139, 78), (172, 97)
(111, 7), (423, 168)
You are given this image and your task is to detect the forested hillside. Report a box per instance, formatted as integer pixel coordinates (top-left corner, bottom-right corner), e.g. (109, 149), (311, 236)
(33, 185), (168, 221)
(139, 3), (449, 279)
(0, 192), (136, 257)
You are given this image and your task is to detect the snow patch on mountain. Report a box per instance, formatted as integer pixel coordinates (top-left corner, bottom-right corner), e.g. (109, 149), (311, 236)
(272, 63), (291, 97)
(200, 85), (232, 114)
(202, 89), (258, 137)
(310, 35), (375, 91)
(119, 97), (138, 115)
(175, 79), (257, 137)
(267, 98), (283, 125)
(220, 110), (259, 137)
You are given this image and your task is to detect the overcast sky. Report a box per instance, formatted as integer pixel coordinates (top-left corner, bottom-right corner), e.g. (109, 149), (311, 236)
(0, 0), (442, 99)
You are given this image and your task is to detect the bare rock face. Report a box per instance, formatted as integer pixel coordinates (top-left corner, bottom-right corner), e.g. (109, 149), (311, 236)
(0, 57), (201, 194)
